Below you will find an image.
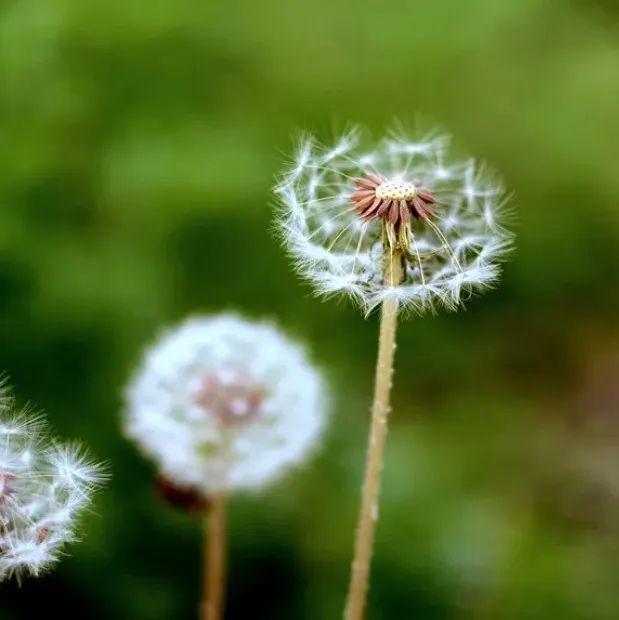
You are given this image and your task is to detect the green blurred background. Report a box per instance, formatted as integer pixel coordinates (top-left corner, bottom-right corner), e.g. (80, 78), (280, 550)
(1, 0), (619, 617)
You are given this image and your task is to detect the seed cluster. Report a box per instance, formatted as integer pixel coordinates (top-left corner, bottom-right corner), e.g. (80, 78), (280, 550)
(349, 172), (437, 226)
(276, 127), (512, 314)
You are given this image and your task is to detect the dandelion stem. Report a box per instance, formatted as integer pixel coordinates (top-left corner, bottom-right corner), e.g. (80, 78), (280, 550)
(344, 240), (403, 620)
(202, 493), (228, 620)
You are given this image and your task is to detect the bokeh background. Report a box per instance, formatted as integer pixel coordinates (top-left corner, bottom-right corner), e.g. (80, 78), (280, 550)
(1, 0), (619, 618)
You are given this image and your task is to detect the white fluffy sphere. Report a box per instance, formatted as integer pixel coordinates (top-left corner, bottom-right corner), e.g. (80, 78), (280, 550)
(124, 314), (327, 493)
(0, 384), (105, 582)
(275, 126), (513, 315)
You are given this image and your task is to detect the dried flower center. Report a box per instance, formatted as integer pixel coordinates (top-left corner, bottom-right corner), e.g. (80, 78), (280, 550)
(375, 180), (417, 202)
(349, 172), (440, 270)
(349, 172), (436, 225)
(194, 369), (264, 427)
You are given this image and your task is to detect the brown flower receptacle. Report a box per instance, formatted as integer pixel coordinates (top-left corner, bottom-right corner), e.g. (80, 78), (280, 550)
(350, 173), (437, 224)
(194, 370), (264, 428)
(350, 173), (438, 268)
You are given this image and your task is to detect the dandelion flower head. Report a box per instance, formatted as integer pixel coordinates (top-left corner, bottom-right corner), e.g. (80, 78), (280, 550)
(124, 314), (327, 494)
(276, 126), (513, 314)
(0, 384), (105, 581)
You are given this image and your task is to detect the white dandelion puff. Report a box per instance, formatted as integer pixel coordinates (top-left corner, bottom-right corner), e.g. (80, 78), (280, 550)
(274, 125), (515, 618)
(123, 314), (328, 495)
(124, 315), (328, 617)
(0, 383), (106, 582)
(275, 126), (513, 315)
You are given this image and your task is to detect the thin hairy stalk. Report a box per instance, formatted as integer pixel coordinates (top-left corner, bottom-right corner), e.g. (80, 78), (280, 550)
(410, 230), (426, 285)
(202, 494), (228, 620)
(344, 237), (403, 620)
(425, 218), (463, 272)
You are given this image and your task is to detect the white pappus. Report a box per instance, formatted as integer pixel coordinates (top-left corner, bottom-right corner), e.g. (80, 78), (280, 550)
(0, 382), (105, 582)
(275, 126), (513, 315)
(124, 314), (327, 495)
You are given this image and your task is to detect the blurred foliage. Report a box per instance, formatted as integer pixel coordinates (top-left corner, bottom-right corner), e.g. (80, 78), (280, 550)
(1, 0), (619, 618)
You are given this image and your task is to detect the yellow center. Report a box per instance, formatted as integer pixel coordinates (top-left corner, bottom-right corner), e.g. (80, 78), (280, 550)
(375, 180), (417, 201)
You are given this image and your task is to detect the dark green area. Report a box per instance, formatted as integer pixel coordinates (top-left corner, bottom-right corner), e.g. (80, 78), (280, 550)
(1, 0), (618, 617)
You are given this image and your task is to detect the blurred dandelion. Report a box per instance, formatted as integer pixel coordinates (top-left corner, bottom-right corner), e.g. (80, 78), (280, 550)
(124, 314), (327, 620)
(275, 126), (513, 619)
(0, 380), (106, 582)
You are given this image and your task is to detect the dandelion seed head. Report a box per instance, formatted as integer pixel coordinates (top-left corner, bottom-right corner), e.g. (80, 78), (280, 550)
(124, 314), (327, 495)
(275, 126), (513, 315)
(0, 385), (105, 582)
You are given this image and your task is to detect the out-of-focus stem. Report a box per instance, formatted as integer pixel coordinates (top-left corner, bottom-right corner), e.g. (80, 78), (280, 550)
(201, 493), (228, 620)
(344, 239), (404, 620)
